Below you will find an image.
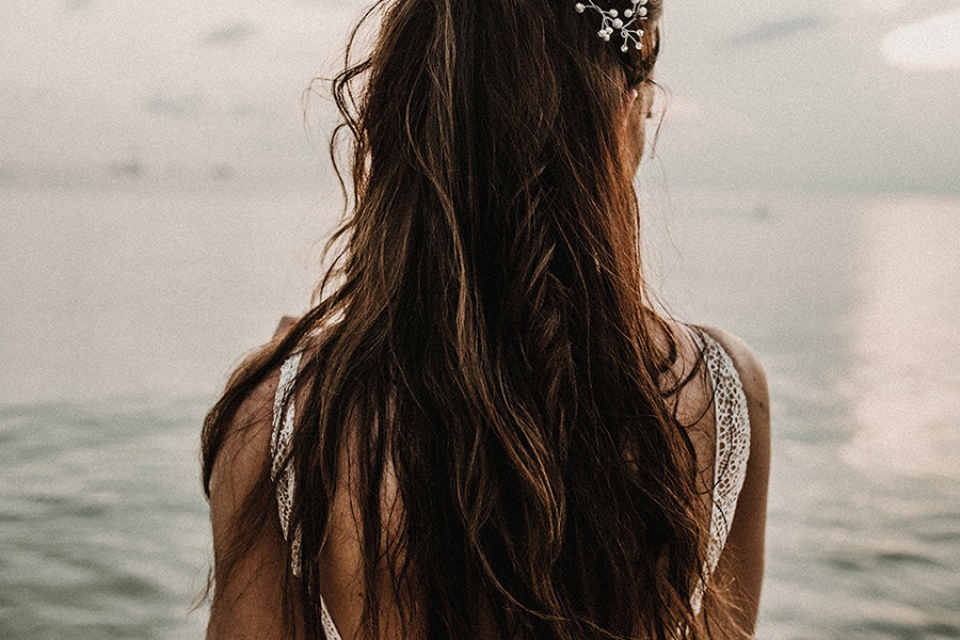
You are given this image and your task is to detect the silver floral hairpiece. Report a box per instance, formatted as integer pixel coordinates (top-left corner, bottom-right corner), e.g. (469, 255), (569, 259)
(574, 0), (649, 52)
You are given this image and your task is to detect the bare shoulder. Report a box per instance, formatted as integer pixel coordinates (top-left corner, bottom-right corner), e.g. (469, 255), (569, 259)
(697, 324), (770, 635)
(653, 319), (769, 434)
(208, 366), (279, 499)
(699, 325), (769, 424)
(206, 362), (296, 639)
(208, 320), (308, 498)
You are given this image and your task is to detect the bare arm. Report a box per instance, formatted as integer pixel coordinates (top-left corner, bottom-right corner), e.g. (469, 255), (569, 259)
(702, 327), (771, 637)
(206, 370), (303, 639)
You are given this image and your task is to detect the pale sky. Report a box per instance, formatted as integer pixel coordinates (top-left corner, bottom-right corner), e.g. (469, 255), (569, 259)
(2, 0), (959, 192)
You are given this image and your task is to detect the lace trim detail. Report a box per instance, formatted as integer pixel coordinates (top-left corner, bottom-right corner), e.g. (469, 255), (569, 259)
(703, 333), (751, 574)
(271, 351), (344, 640)
(690, 332), (751, 612)
(271, 351), (304, 576)
(320, 596), (342, 640)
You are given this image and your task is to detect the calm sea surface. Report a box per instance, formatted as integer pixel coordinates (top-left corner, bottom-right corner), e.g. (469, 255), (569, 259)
(2, 179), (959, 638)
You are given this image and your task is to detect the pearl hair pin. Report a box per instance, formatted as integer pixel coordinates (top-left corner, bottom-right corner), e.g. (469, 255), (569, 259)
(574, 0), (649, 52)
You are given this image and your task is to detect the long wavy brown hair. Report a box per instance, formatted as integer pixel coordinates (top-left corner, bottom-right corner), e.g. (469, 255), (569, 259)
(202, 0), (730, 638)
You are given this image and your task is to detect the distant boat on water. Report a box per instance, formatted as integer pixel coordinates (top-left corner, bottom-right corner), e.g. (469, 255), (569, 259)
(210, 164), (235, 180)
(109, 153), (144, 178)
(752, 202), (772, 219)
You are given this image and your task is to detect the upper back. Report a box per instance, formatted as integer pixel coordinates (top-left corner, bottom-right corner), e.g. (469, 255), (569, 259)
(267, 321), (757, 639)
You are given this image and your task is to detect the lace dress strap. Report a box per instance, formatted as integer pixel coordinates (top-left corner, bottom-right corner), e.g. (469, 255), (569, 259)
(688, 331), (751, 614)
(701, 332), (751, 576)
(270, 351), (343, 640)
(270, 351), (303, 570)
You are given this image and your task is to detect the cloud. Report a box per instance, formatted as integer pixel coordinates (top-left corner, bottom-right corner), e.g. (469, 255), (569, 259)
(855, 0), (912, 14)
(882, 7), (960, 70)
(202, 21), (258, 46)
(722, 16), (827, 48)
(64, 0), (92, 12)
(143, 93), (203, 118)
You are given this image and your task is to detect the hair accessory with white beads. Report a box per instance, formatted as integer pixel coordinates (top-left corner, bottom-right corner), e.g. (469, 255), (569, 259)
(574, 0), (649, 52)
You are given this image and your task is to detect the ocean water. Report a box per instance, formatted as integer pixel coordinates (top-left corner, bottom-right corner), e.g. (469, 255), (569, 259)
(2, 179), (959, 638)
(0, 395), (210, 639)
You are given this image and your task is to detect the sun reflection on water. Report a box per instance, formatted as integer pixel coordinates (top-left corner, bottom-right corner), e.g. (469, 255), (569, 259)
(845, 196), (960, 479)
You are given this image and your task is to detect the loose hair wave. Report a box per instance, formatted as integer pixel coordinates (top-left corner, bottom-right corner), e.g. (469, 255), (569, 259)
(202, 0), (731, 638)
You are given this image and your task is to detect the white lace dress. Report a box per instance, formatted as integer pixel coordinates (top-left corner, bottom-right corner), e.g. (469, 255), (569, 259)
(270, 332), (751, 639)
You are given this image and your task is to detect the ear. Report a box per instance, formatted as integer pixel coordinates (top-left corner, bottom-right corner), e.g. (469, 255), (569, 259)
(621, 87), (640, 138)
(621, 87), (645, 175)
(624, 88), (640, 122)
